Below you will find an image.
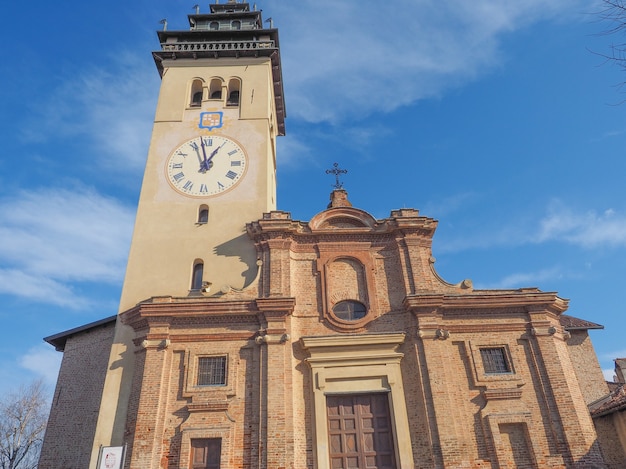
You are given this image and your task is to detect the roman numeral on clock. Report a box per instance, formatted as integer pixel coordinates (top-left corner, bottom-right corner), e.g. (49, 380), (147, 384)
(173, 172), (184, 182)
(183, 180), (193, 191)
(225, 170), (238, 180)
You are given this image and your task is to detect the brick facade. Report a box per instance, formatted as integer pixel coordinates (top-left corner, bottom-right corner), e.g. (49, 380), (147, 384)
(40, 195), (602, 468)
(37, 4), (611, 465)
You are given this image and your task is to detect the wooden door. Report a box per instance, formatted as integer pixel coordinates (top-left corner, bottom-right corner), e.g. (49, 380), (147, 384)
(326, 394), (396, 469)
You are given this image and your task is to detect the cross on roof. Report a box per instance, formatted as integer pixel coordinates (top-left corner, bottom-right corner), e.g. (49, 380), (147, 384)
(325, 162), (347, 190)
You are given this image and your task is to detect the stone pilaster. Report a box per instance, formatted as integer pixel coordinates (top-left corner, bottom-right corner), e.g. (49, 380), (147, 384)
(126, 333), (172, 469)
(528, 310), (607, 467)
(406, 297), (470, 467)
(255, 297), (295, 469)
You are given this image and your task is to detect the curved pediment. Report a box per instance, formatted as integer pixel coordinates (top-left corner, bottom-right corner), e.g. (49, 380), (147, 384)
(309, 207), (377, 231)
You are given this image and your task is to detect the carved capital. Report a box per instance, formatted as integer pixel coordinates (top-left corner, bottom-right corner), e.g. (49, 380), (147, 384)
(139, 338), (170, 350)
(255, 333), (290, 345)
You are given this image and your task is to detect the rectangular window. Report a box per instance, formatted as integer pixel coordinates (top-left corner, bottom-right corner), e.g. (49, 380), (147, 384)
(191, 438), (221, 469)
(197, 356), (227, 386)
(480, 347), (511, 374)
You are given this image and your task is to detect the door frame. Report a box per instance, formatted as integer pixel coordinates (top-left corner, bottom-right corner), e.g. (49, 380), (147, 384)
(301, 333), (414, 469)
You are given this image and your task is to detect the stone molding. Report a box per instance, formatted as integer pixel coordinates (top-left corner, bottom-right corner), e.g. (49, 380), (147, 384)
(301, 332), (414, 469)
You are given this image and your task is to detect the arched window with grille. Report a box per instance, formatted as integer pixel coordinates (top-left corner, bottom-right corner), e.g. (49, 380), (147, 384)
(227, 78), (240, 106)
(209, 78), (223, 100)
(190, 79), (204, 107)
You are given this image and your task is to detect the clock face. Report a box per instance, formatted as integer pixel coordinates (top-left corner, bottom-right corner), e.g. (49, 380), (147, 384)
(165, 135), (248, 197)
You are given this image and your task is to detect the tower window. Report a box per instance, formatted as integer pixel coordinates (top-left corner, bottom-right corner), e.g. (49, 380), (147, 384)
(227, 90), (239, 106)
(227, 79), (240, 106)
(210, 21), (219, 31)
(332, 300), (367, 321)
(480, 347), (512, 374)
(209, 78), (223, 100)
(198, 206), (209, 224)
(231, 20), (241, 30)
(197, 356), (227, 386)
(191, 262), (204, 291)
(190, 79), (204, 107)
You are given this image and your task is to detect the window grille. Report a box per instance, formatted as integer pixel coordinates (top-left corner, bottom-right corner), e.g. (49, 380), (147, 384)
(480, 347), (511, 374)
(197, 356), (227, 386)
(332, 300), (367, 321)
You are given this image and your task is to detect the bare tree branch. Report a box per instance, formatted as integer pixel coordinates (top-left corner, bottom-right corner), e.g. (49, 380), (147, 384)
(0, 381), (48, 469)
(598, 0), (626, 68)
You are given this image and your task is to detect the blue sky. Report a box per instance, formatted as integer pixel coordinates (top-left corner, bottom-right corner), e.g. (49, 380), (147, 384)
(1, 0), (625, 397)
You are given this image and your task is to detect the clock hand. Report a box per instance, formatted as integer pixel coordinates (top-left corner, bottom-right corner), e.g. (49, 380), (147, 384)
(199, 138), (209, 173)
(204, 143), (225, 170)
(190, 140), (204, 170)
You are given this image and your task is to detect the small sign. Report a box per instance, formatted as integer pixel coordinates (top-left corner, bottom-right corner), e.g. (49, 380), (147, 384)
(98, 446), (125, 469)
(199, 112), (223, 131)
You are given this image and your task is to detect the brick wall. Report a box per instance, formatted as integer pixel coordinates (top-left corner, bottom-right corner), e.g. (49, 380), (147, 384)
(53, 200), (610, 468)
(566, 330), (610, 404)
(594, 412), (626, 468)
(39, 321), (115, 469)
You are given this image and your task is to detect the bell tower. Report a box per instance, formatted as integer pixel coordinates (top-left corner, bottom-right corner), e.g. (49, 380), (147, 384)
(90, 2), (285, 465)
(120, 0), (285, 310)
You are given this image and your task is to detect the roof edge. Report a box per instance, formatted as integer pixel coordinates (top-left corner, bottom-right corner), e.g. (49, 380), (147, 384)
(44, 315), (117, 352)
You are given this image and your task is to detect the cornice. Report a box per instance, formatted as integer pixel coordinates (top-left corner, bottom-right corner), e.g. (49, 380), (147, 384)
(121, 297), (258, 328)
(255, 297), (296, 314)
(301, 332), (406, 350)
(247, 207), (439, 243)
(403, 291), (569, 314)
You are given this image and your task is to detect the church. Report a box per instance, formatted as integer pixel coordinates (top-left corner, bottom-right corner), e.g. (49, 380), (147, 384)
(39, 2), (613, 468)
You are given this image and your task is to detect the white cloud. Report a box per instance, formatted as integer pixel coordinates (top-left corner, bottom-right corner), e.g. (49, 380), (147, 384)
(277, 134), (314, 168)
(0, 269), (90, 309)
(435, 197), (626, 253)
(536, 202), (626, 247)
(475, 267), (564, 290)
(19, 345), (62, 389)
(267, 0), (590, 123)
(22, 51), (158, 172)
(422, 192), (479, 219)
(0, 187), (134, 306)
(15, 0), (594, 171)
